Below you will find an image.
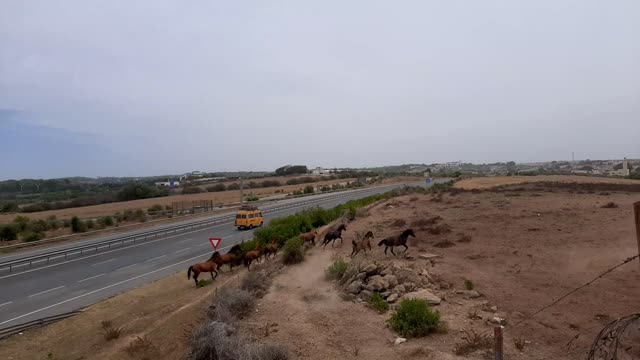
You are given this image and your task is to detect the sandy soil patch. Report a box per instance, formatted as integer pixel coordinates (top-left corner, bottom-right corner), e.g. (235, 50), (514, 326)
(455, 175), (639, 190)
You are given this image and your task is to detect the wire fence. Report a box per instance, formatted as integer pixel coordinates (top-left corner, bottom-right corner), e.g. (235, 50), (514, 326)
(479, 253), (640, 359)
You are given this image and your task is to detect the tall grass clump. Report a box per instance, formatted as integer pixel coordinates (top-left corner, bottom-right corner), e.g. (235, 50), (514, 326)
(388, 299), (440, 338)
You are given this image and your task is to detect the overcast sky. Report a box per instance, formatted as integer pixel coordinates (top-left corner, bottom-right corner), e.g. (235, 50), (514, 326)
(1, 1), (639, 179)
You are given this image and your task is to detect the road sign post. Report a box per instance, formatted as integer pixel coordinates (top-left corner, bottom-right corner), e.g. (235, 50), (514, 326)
(209, 237), (222, 250)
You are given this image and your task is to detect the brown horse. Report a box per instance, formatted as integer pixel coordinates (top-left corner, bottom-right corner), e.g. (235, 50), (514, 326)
(263, 240), (279, 260)
(209, 244), (243, 271)
(187, 259), (218, 287)
(299, 229), (318, 246)
(377, 229), (416, 256)
(322, 224), (347, 248)
(244, 243), (262, 271)
(351, 231), (374, 257)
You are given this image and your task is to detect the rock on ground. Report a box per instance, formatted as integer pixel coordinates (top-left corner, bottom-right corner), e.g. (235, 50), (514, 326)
(403, 289), (442, 305)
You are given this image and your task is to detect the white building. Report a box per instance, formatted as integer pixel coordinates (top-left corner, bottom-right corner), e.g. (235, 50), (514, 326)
(155, 180), (180, 187)
(610, 158), (630, 177)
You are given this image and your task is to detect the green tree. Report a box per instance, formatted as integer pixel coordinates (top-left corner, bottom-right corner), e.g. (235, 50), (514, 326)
(0, 225), (18, 241)
(71, 216), (87, 233)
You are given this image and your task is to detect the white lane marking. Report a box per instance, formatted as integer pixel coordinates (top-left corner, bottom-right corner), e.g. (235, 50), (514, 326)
(0, 186), (395, 280)
(28, 286), (65, 298)
(91, 258), (116, 266)
(195, 243), (208, 247)
(176, 238), (192, 244)
(0, 251), (213, 327)
(116, 263), (138, 271)
(77, 273), (106, 283)
(174, 247), (191, 253)
(0, 301), (13, 308)
(145, 255), (166, 263)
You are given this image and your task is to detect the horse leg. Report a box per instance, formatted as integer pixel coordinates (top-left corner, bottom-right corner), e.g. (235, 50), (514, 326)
(193, 272), (199, 287)
(384, 246), (389, 256)
(403, 244), (409, 253)
(390, 247), (397, 256)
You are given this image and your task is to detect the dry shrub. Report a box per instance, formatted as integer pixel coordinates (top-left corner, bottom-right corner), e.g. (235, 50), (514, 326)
(208, 288), (255, 323)
(241, 271), (269, 298)
(391, 218), (407, 227)
(402, 346), (434, 358)
(124, 336), (158, 358)
(431, 194), (443, 203)
(101, 320), (123, 341)
(428, 223), (451, 235)
(467, 309), (482, 320)
(601, 202), (618, 208)
(411, 216), (441, 228)
(457, 233), (472, 243)
(187, 321), (241, 360)
(453, 329), (493, 355)
(409, 196), (419, 202)
(514, 337), (526, 350)
(187, 321), (289, 360)
(433, 240), (455, 248)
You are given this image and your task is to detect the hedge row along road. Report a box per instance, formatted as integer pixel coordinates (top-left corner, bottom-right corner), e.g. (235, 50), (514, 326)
(0, 181), (444, 331)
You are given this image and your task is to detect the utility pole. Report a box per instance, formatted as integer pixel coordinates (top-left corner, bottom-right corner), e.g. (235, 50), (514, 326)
(572, 152), (575, 163)
(240, 177), (244, 205)
(634, 201), (640, 268)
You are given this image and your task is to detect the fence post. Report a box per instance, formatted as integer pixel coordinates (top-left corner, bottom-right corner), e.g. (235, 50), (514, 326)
(494, 326), (504, 360)
(634, 201), (640, 268)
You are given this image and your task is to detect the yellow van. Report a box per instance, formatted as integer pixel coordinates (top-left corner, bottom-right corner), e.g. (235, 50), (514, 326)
(234, 205), (264, 230)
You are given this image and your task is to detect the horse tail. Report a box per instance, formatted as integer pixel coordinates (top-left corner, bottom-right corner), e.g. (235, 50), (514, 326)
(378, 239), (386, 247)
(187, 265), (193, 280)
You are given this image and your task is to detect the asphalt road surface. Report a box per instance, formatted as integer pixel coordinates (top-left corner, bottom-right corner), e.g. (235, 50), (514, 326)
(0, 181), (434, 330)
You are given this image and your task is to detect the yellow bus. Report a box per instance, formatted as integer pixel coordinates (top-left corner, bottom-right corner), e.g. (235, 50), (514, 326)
(234, 205), (264, 230)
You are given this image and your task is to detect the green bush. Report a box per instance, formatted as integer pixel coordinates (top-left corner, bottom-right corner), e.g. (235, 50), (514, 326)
(29, 219), (50, 233)
(47, 216), (60, 230)
(71, 216), (87, 233)
(282, 237), (304, 265)
(325, 259), (349, 280)
(303, 185), (314, 194)
(388, 299), (440, 337)
(464, 279), (474, 290)
(182, 186), (204, 194)
(0, 225), (18, 241)
(148, 204), (164, 213)
(22, 231), (44, 242)
(86, 219), (95, 229)
(135, 209), (146, 222)
(13, 215), (30, 231)
(100, 216), (114, 227)
(62, 219), (71, 228)
(246, 195), (259, 202)
(368, 293), (389, 313)
(1, 202), (19, 213)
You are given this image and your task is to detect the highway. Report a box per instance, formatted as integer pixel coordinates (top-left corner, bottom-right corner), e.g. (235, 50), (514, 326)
(0, 182), (430, 330)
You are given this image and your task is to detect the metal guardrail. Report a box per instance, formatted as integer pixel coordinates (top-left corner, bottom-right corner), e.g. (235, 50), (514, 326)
(0, 186), (391, 275)
(0, 311), (82, 340)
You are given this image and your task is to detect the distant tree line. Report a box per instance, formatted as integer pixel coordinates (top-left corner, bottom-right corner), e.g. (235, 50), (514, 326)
(0, 183), (169, 214)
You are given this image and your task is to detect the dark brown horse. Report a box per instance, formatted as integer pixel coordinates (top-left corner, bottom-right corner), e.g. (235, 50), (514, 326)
(263, 240), (279, 260)
(244, 243), (262, 271)
(209, 244), (243, 271)
(322, 224), (347, 248)
(299, 229), (318, 246)
(377, 229), (415, 256)
(351, 231), (374, 257)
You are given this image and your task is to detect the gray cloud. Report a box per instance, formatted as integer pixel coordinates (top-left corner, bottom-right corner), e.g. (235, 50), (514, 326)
(1, 1), (639, 178)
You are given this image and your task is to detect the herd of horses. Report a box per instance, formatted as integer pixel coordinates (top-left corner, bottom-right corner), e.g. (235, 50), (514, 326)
(187, 224), (416, 287)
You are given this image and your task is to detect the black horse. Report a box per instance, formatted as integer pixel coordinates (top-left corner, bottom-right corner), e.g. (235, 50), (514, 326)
(208, 244), (244, 271)
(377, 229), (415, 256)
(322, 224), (347, 248)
